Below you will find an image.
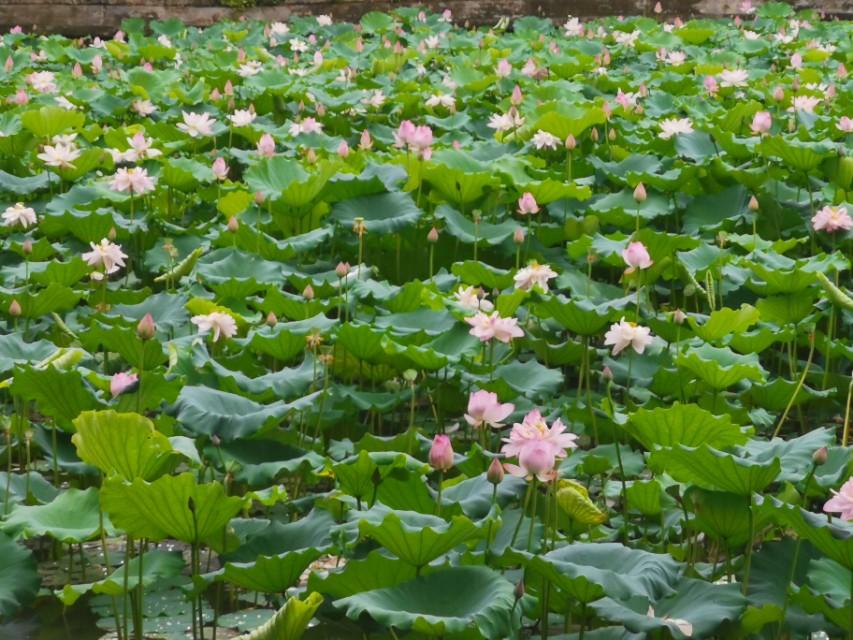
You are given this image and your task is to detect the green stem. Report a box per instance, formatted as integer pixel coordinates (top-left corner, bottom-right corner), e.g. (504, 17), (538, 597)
(526, 478), (538, 552)
(742, 494), (755, 596)
(123, 536), (133, 640)
(510, 481), (534, 547)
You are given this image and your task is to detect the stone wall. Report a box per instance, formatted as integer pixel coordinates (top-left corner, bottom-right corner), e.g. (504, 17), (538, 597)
(0, 0), (849, 35)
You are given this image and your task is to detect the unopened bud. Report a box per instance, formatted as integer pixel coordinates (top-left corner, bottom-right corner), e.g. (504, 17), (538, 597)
(227, 216), (239, 233)
(513, 227), (525, 244)
(633, 182), (647, 203)
(565, 134), (576, 151)
(608, 127), (617, 142)
(137, 313), (156, 340)
(303, 284), (315, 300)
(673, 308), (686, 324)
(108, 226), (117, 241)
(748, 195), (759, 211)
(266, 311), (278, 326)
(812, 446), (828, 466)
(590, 127), (599, 142)
(602, 365), (613, 381)
(22, 240), (32, 255)
(514, 579), (525, 600)
(336, 261), (350, 278)
(427, 227), (439, 243)
(9, 299), (21, 317)
(486, 458), (505, 485)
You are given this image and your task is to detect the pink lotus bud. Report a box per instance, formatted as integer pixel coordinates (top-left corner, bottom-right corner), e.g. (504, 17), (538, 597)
(622, 241), (653, 271)
(602, 366), (613, 381)
(510, 84), (523, 106)
(750, 111), (772, 135)
(22, 240), (32, 255)
(654, 1), (663, 13)
(137, 313), (156, 340)
(517, 192), (539, 215)
(316, 103), (326, 117)
(602, 101), (613, 120)
(255, 191), (265, 205)
(336, 261), (350, 278)
(429, 434), (454, 472)
(565, 134), (577, 150)
(142, 62), (153, 72)
(8, 299), (21, 317)
(359, 129), (373, 150)
(608, 128), (617, 141)
(487, 457), (505, 485)
(266, 311), (278, 326)
(673, 17), (683, 27)
(355, 38), (364, 52)
(748, 195), (759, 211)
(337, 140), (350, 158)
(212, 157), (229, 181)
(110, 371), (138, 397)
(837, 64), (847, 79)
(108, 226), (117, 241)
(633, 182), (647, 203)
(13, 89), (28, 105)
(790, 52), (802, 69)
(71, 62), (82, 78)
(224, 80), (234, 96)
(92, 55), (103, 73)
(237, 48), (246, 63)
(256, 133), (276, 158)
(427, 227), (439, 243)
(734, 15), (742, 27)
(590, 127), (599, 142)
(704, 75), (718, 94)
(3, 57), (12, 73)
(210, 88), (222, 101)
(303, 284), (315, 300)
(673, 308), (687, 324)
(813, 446), (828, 465)
(227, 217), (239, 233)
(513, 227), (525, 244)
(773, 86), (785, 101)
(827, 85), (836, 99)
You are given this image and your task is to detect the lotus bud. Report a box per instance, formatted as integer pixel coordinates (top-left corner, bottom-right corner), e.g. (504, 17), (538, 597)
(565, 134), (576, 151)
(211, 434), (221, 447)
(734, 15), (742, 27)
(305, 148), (317, 164)
(224, 79), (234, 96)
(255, 192), (266, 205)
(813, 446), (828, 466)
(72, 62), (82, 78)
(303, 284), (315, 300)
(428, 434), (454, 472)
(337, 140), (350, 158)
(608, 127), (617, 142)
(791, 77), (800, 92)
(510, 84), (523, 106)
(654, 1), (662, 13)
(3, 57), (12, 73)
(602, 365), (613, 381)
(427, 227), (439, 243)
(513, 227), (525, 244)
(514, 579), (525, 600)
(108, 226), (117, 241)
(827, 85), (836, 100)
(787, 118), (796, 133)
(266, 311), (278, 326)
(210, 88), (221, 101)
(8, 299), (21, 317)
(336, 261), (350, 278)
(22, 240), (32, 255)
(227, 216), (239, 233)
(837, 63), (847, 79)
(673, 308), (686, 324)
(487, 458), (505, 485)
(748, 195), (759, 211)
(638, 84), (649, 98)
(773, 86), (785, 101)
(359, 129), (373, 150)
(633, 182), (647, 203)
(602, 101), (612, 120)
(590, 127), (599, 142)
(137, 313), (156, 340)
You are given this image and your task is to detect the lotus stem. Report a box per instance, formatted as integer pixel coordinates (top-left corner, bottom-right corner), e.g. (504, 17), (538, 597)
(772, 334), (815, 439)
(613, 436), (629, 545)
(510, 480), (534, 547)
(123, 535), (133, 640)
(527, 478), (539, 552)
(435, 471), (443, 517)
(135, 541), (144, 640)
(742, 494), (755, 596)
(842, 376), (853, 448)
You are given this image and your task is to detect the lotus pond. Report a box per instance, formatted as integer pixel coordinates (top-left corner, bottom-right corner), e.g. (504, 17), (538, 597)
(0, 4), (851, 639)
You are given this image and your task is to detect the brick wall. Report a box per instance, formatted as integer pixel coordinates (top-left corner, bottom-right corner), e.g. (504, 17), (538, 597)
(0, 0), (849, 35)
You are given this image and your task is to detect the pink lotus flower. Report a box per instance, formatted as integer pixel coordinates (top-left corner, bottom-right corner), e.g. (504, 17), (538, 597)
(511, 85), (523, 106)
(212, 157), (229, 181)
(111, 167), (156, 195)
(604, 318), (653, 356)
(465, 312), (524, 343)
(790, 52), (803, 69)
(465, 390), (514, 429)
(429, 434), (454, 472)
(517, 192), (539, 215)
(256, 133), (276, 157)
(359, 130), (373, 150)
(191, 311), (237, 342)
(505, 441), (556, 481)
(750, 111), (772, 135)
(2, 203), (37, 229)
(82, 238), (128, 274)
(823, 477), (853, 520)
(110, 372), (138, 397)
(495, 58), (512, 78)
(837, 117), (853, 133)
(704, 75), (718, 95)
(501, 409), (578, 460)
(622, 241), (653, 272)
(337, 140), (350, 158)
(811, 205), (853, 233)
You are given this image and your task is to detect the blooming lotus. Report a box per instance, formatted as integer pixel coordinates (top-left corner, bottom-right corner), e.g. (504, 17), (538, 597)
(465, 390), (514, 429)
(604, 318), (654, 356)
(465, 311), (524, 343)
(513, 262), (557, 292)
(191, 311), (238, 342)
(502, 410), (578, 481)
(487, 108), (525, 132)
(229, 109), (256, 127)
(111, 167), (156, 195)
(837, 116), (853, 133)
(823, 477), (853, 520)
(37, 143), (80, 169)
(505, 441), (557, 481)
(27, 71), (57, 93)
(750, 111), (772, 135)
(658, 117), (693, 139)
(256, 133), (276, 157)
(789, 95), (820, 113)
(719, 68), (749, 87)
(132, 99), (156, 116)
(82, 238), (128, 274)
(531, 130), (560, 150)
(517, 192), (539, 215)
(177, 111), (216, 137)
(453, 285), (494, 313)
(811, 205), (853, 233)
(110, 372), (138, 397)
(2, 203), (37, 229)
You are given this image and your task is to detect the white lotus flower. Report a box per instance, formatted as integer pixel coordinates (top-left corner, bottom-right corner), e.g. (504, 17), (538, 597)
(658, 117), (694, 139)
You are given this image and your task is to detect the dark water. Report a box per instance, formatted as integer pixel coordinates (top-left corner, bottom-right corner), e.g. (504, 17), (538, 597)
(0, 597), (104, 640)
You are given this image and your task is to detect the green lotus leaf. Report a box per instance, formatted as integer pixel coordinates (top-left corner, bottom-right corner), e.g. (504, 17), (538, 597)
(676, 344), (766, 390)
(556, 479), (607, 526)
(358, 509), (484, 569)
(626, 480), (664, 517)
(0, 334), (55, 375)
(2, 487), (106, 543)
(308, 549), (418, 599)
(220, 547), (323, 593)
(421, 151), (500, 205)
(592, 578), (746, 639)
(687, 304), (760, 343)
(172, 385), (291, 441)
(331, 191), (422, 234)
(520, 542), (682, 604)
(71, 410), (177, 481)
(21, 106), (84, 138)
(10, 364), (103, 428)
(0, 532), (40, 619)
(684, 487), (770, 547)
(334, 566), (515, 639)
(626, 402), (750, 450)
(538, 296), (610, 336)
(234, 592), (324, 640)
(100, 473), (244, 551)
(0, 283), (81, 318)
(206, 439), (325, 487)
(56, 549), (184, 607)
(649, 445), (780, 495)
(434, 205), (517, 245)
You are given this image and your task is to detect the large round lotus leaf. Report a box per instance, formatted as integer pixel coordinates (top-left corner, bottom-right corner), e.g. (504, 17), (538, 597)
(592, 578), (746, 639)
(334, 566), (515, 639)
(626, 402), (750, 450)
(649, 445), (780, 496)
(71, 410), (177, 481)
(1, 487), (106, 543)
(518, 542), (682, 604)
(0, 532), (40, 619)
(220, 547), (323, 593)
(100, 473), (244, 551)
(307, 549), (418, 599)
